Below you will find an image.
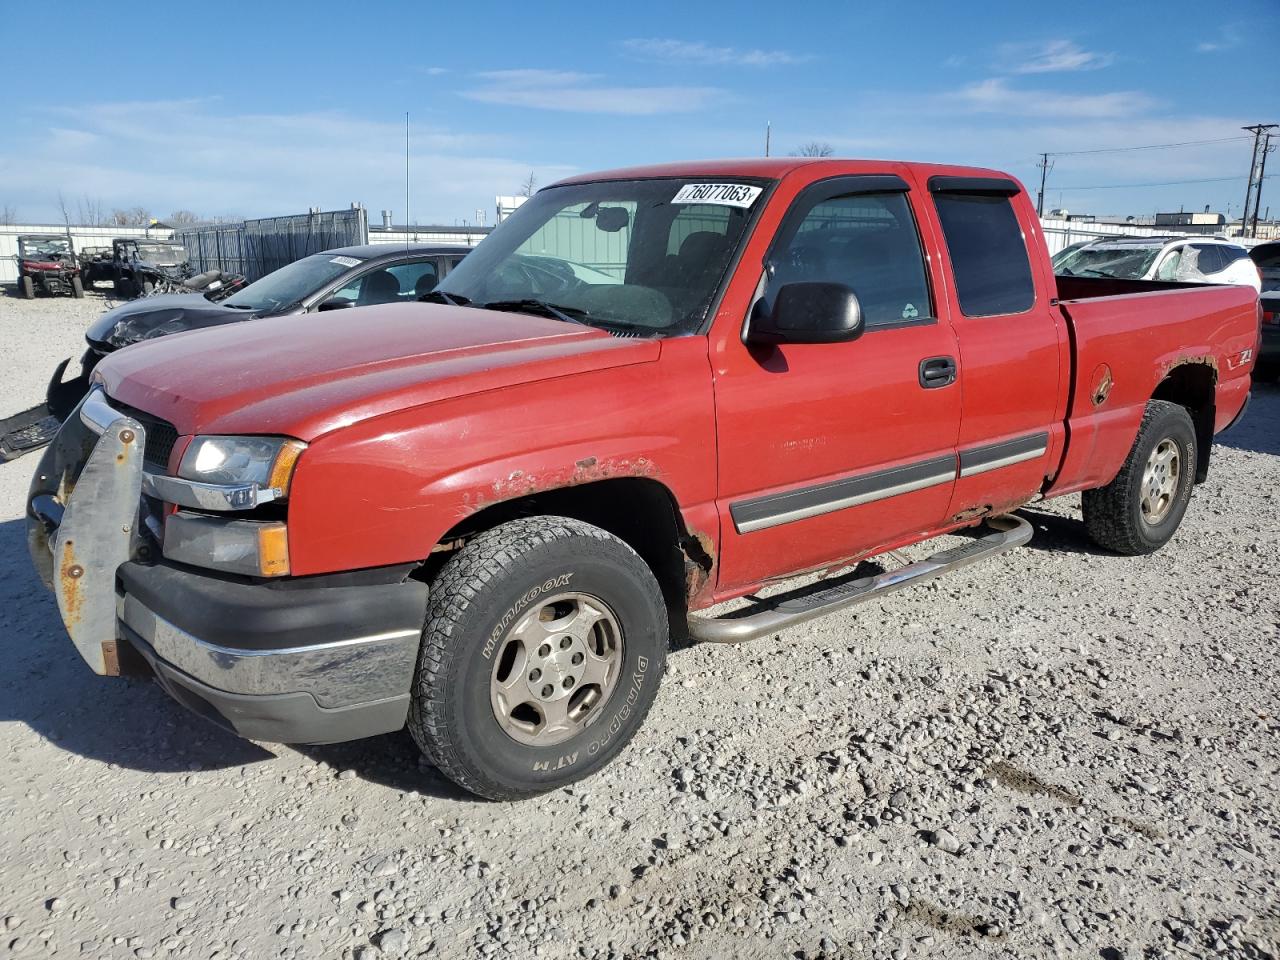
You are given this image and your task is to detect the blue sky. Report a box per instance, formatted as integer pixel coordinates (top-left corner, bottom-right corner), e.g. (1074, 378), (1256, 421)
(3, 0), (1277, 226)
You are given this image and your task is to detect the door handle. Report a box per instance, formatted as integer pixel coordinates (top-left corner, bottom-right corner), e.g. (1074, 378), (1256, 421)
(918, 356), (957, 389)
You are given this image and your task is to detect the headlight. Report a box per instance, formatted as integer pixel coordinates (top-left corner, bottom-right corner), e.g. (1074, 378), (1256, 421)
(179, 436), (305, 497)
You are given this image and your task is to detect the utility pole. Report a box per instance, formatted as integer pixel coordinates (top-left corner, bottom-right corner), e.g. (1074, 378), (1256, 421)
(1241, 123), (1277, 238)
(1035, 153), (1054, 217)
(1251, 130), (1274, 238)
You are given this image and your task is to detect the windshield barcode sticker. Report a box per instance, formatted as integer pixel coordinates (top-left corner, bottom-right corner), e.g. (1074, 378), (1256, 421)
(329, 256), (361, 267)
(672, 183), (763, 208)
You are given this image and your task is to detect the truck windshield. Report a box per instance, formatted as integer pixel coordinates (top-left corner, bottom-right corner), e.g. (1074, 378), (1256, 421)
(1054, 243), (1163, 280)
(223, 253), (363, 312)
(435, 178), (767, 335)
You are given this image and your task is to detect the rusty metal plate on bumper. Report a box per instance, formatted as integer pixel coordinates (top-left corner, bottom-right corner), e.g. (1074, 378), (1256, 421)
(27, 390), (145, 675)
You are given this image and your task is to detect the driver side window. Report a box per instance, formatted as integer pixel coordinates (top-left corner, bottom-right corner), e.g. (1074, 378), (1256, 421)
(769, 191), (933, 327)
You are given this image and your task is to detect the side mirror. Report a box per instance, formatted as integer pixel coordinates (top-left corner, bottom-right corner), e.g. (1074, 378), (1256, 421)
(318, 297), (355, 312)
(746, 281), (864, 345)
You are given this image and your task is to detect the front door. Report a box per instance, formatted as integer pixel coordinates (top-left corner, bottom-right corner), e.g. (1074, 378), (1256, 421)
(713, 176), (963, 592)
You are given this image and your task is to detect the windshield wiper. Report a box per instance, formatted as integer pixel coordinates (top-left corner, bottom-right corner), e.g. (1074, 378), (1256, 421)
(478, 299), (589, 326)
(418, 289), (470, 306)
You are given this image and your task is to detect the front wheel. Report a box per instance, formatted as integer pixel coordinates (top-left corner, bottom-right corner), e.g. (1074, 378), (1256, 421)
(20, 276), (34, 299)
(71, 276), (84, 298)
(1082, 400), (1197, 555)
(408, 516), (668, 800)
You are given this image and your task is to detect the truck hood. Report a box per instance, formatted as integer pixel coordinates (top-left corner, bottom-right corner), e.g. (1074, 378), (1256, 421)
(95, 302), (659, 440)
(86, 293), (259, 351)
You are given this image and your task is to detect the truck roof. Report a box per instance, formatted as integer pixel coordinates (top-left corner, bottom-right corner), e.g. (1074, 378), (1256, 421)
(552, 158), (1014, 187)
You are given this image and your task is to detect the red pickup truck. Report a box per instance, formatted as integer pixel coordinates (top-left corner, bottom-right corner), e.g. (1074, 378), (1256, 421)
(27, 159), (1258, 800)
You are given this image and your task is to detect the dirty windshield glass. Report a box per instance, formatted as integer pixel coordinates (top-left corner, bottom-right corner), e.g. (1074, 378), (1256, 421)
(1053, 242), (1162, 280)
(223, 253), (362, 312)
(137, 243), (187, 264)
(20, 237), (71, 257)
(435, 178), (766, 335)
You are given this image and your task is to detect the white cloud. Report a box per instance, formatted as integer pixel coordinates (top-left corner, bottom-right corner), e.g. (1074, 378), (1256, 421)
(462, 69), (720, 114)
(948, 78), (1156, 118)
(621, 38), (810, 67)
(1000, 39), (1114, 74)
(0, 100), (574, 223)
(1196, 23), (1244, 52)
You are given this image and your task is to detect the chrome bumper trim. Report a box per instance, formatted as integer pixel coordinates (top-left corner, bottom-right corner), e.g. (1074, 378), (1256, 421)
(120, 594), (421, 708)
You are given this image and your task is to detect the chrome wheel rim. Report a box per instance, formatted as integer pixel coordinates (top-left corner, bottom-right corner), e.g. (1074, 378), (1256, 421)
(489, 591), (623, 747)
(1140, 438), (1181, 524)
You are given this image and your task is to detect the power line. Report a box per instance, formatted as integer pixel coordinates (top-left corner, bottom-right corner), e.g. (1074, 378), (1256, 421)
(1047, 136), (1250, 158)
(1054, 174), (1274, 192)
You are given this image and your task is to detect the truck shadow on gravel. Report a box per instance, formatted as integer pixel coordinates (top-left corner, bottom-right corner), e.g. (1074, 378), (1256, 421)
(1215, 382), (1280, 456)
(1011, 507), (1112, 558)
(1, 515), (504, 800)
(0, 517), (274, 774)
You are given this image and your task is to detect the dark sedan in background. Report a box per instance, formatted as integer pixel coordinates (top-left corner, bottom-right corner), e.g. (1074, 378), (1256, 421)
(0, 243), (472, 460)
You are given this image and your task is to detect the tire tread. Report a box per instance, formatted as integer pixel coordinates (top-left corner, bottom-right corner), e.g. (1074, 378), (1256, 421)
(1082, 399), (1195, 555)
(407, 515), (666, 801)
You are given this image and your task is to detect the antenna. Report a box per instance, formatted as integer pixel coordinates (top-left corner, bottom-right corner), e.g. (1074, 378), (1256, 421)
(765, 121), (771, 158)
(405, 111), (410, 248)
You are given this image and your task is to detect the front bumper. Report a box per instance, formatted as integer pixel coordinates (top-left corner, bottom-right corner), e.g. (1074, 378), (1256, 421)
(27, 388), (427, 744)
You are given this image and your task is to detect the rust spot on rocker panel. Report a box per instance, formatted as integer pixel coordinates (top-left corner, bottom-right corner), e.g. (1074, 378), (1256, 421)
(681, 528), (717, 606)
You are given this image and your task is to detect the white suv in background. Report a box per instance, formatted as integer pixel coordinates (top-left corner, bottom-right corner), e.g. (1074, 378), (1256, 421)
(1053, 236), (1262, 290)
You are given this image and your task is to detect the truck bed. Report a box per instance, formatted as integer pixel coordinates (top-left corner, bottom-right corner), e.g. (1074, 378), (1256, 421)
(1048, 277), (1259, 496)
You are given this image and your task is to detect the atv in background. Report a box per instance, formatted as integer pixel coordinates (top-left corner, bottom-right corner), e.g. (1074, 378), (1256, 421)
(108, 237), (191, 298)
(78, 246), (113, 287)
(15, 235), (84, 299)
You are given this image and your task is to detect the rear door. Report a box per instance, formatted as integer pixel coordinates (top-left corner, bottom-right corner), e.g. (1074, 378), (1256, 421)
(713, 174), (962, 590)
(921, 176), (1067, 519)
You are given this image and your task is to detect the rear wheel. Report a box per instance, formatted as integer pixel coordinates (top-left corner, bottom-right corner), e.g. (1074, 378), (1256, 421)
(408, 516), (668, 800)
(1082, 400), (1197, 555)
(20, 276), (34, 299)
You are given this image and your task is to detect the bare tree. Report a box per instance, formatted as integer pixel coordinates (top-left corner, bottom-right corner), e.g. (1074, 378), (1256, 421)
(791, 141), (835, 157)
(0, 203), (15, 226)
(167, 210), (201, 226)
(519, 171), (538, 197)
(110, 207), (152, 227)
(77, 195), (106, 226)
(57, 191), (73, 226)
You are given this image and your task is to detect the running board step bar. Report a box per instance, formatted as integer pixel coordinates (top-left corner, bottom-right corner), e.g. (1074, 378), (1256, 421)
(687, 514), (1033, 644)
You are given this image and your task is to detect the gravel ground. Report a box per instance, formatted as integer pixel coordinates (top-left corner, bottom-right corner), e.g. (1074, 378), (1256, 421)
(1, 288), (1278, 960)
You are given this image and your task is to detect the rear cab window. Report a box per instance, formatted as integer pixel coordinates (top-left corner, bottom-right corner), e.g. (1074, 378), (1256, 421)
(930, 178), (1035, 317)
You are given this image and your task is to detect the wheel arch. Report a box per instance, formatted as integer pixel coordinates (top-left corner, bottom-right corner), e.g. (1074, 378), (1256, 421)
(1151, 360), (1215, 482)
(427, 476), (713, 639)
